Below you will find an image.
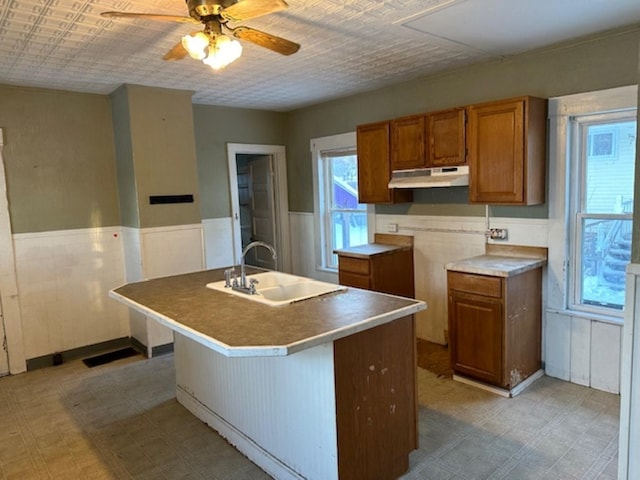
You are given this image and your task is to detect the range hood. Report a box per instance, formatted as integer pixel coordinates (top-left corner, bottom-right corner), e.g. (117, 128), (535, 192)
(388, 165), (469, 189)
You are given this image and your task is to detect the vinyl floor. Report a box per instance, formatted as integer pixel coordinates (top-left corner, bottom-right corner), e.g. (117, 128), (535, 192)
(0, 344), (619, 480)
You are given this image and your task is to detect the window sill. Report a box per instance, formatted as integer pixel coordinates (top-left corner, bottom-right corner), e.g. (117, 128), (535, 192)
(546, 307), (623, 326)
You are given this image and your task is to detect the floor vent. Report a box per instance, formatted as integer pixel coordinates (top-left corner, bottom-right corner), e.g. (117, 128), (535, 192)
(82, 347), (139, 368)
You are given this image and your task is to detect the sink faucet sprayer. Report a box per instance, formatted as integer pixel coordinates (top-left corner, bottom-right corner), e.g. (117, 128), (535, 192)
(225, 241), (277, 295)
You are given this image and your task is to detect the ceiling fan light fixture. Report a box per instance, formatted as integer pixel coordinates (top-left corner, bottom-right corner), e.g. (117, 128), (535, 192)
(181, 32), (209, 60)
(202, 34), (243, 70)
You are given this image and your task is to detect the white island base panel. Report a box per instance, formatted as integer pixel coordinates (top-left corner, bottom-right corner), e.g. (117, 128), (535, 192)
(174, 333), (339, 480)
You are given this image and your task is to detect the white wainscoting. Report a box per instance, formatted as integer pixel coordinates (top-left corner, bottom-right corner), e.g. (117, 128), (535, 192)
(122, 224), (205, 355)
(174, 333), (339, 480)
(202, 217), (235, 269)
(375, 214), (548, 345)
(13, 227), (130, 360)
(139, 224), (205, 279)
(289, 212), (316, 278)
(544, 310), (622, 393)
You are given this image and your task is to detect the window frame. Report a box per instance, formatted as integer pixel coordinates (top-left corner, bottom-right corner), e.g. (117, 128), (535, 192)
(311, 132), (373, 276)
(568, 110), (636, 318)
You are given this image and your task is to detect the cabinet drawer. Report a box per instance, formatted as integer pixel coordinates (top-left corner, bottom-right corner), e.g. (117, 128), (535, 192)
(338, 256), (370, 275)
(447, 271), (502, 298)
(339, 272), (371, 290)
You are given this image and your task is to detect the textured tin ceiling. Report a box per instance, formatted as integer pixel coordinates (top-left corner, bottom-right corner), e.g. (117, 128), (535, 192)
(1, 0), (639, 111)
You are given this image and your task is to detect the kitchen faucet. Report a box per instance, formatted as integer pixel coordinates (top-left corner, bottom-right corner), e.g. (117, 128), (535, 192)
(228, 241), (277, 295)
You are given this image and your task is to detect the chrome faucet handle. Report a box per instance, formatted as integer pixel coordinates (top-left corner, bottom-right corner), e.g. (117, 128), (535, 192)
(248, 278), (259, 295)
(224, 267), (236, 288)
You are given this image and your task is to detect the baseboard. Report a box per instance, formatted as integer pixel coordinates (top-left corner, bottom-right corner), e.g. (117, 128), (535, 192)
(26, 337), (131, 371)
(453, 370), (545, 398)
(152, 342), (174, 357)
(26, 336), (174, 370)
(176, 386), (304, 480)
(130, 337), (174, 358)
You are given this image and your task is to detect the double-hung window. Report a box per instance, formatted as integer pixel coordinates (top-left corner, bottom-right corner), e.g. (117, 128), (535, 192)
(569, 111), (637, 314)
(312, 133), (368, 272)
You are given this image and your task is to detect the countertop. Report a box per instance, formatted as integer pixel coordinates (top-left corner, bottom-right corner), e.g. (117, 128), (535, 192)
(334, 243), (410, 258)
(110, 267), (426, 358)
(445, 254), (547, 277)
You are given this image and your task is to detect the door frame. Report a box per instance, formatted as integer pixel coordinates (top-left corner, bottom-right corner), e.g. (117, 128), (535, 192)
(226, 143), (291, 273)
(0, 128), (26, 374)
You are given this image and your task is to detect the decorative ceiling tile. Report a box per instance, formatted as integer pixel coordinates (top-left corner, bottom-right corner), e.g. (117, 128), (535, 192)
(0, 0), (638, 111)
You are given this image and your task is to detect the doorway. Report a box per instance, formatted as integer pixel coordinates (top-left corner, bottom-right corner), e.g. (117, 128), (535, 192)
(226, 144), (291, 273)
(236, 154), (277, 270)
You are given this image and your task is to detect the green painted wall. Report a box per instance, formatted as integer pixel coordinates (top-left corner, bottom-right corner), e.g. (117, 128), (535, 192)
(110, 86), (139, 228)
(285, 27), (640, 214)
(125, 85), (202, 228)
(193, 104), (286, 219)
(0, 85), (120, 233)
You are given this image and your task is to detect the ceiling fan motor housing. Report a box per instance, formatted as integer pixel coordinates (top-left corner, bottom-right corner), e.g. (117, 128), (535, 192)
(187, 0), (238, 20)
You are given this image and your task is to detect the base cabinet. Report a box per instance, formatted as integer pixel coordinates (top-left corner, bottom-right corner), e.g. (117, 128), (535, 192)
(447, 268), (542, 389)
(334, 316), (417, 479)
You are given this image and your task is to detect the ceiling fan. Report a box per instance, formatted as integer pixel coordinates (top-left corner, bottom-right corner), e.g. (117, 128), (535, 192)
(101, 0), (300, 70)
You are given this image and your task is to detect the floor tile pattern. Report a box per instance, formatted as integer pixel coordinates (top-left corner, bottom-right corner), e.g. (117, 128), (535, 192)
(0, 351), (619, 479)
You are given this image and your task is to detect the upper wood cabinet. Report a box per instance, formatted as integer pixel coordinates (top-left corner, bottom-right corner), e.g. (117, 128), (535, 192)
(357, 121), (412, 204)
(390, 115), (426, 170)
(427, 108), (466, 167)
(467, 96), (547, 205)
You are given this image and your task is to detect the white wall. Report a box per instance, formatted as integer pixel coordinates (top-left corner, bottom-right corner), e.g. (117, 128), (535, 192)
(202, 217), (235, 269)
(288, 208), (623, 393)
(121, 224), (205, 356)
(375, 213), (548, 344)
(13, 227), (130, 360)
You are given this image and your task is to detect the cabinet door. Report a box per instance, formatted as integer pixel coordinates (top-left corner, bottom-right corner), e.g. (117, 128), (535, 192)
(427, 108), (466, 167)
(356, 122), (412, 204)
(391, 115), (426, 170)
(468, 98), (525, 204)
(448, 291), (503, 386)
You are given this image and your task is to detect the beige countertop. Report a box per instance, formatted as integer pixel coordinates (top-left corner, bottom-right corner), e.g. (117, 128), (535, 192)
(110, 267), (426, 358)
(334, 243), (410, 258)
(445, 254), (547, 277)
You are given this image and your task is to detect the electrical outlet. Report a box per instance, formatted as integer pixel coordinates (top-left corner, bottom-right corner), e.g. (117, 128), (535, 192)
(487, 228), (508, 240)
(388, 223), (398, 233)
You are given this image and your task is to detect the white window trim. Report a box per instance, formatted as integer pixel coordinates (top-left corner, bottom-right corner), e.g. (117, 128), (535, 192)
(311, 132), (374, 280)
(568, 111), (636, 316)
(548, 85), (638, 324)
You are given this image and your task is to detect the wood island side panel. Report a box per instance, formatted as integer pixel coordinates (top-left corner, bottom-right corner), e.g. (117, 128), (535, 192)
(333, 315), (417, 480)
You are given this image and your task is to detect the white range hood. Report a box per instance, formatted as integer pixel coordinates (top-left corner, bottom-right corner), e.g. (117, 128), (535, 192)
(388, 165), (469, 189)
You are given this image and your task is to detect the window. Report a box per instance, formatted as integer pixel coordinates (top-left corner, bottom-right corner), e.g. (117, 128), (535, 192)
(311, 133), (369, 272)
(570, 112), (637, 313)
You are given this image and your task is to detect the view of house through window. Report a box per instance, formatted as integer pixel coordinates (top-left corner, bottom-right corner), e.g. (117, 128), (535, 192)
(321, 150), (367, 269)
(312, 132), (368, 272)
(571, 114), (637, 311)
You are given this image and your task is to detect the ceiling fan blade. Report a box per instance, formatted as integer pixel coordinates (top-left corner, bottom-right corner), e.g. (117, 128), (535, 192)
(221, 0), (289, 22)
(100, 11), (199, 24)
(163, 40), (190, 61)
(230, 26), (300, 56)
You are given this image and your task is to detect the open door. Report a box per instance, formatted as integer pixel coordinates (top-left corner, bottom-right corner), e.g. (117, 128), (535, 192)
(246, 155), (277, 269)
(227, 144), (291, 273)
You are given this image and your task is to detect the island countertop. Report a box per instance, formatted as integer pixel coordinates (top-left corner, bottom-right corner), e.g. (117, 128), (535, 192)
(110, 267), (426, 357)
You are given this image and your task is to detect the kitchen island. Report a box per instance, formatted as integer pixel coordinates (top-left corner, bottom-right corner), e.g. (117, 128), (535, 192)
(110, 267), (426, 480)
